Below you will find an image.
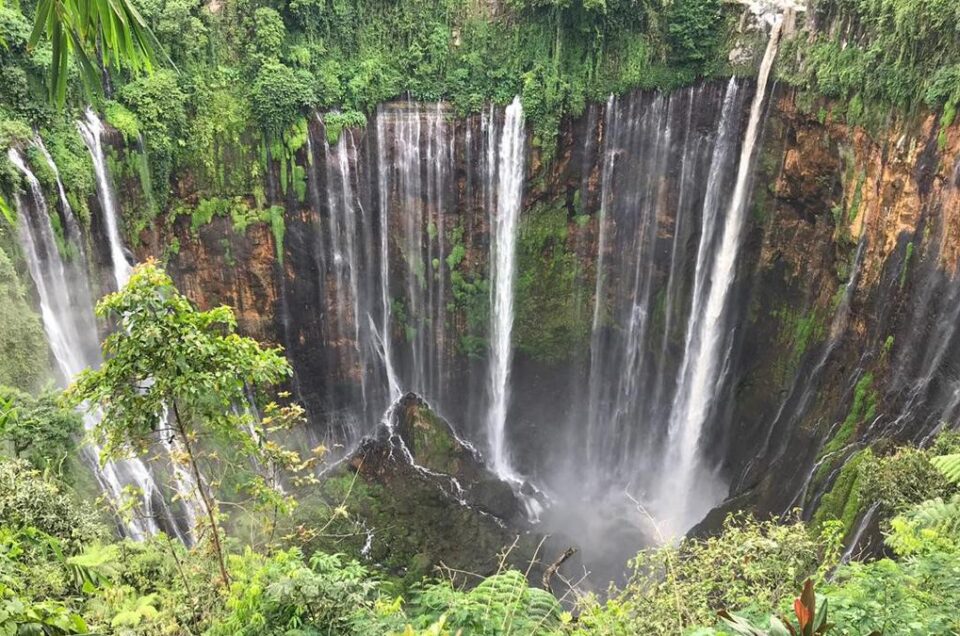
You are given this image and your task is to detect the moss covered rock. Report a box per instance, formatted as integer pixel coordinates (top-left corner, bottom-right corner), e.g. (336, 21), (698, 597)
(294, 394), (557, 588)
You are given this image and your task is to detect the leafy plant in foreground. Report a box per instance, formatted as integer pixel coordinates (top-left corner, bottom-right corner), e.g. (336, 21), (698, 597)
(719, 580), (834, 636)
(69, 260), (311, 586)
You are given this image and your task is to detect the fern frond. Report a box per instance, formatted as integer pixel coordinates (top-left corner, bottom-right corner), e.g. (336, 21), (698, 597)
(906, 495), (960, 537)
(467, 570), (561, 630)
(931, 454), (960, 485)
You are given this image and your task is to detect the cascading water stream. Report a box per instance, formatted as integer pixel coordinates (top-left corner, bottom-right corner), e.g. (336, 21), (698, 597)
(77, 110), (201, 542)
(485, 96), (525, 481)
(33, 137), (85, 255)
(373, 110), (402, 401)
(76, 108), (132, 289)
(657, 15), (784, 532)
(7, 147), (172, 541)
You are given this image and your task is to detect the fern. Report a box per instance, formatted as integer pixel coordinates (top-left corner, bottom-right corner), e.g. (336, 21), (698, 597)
(931, 454), (960, 485)
(907, 495), (960, 537)
(886, 494), (960, 555)
(466, 570), (561, 632)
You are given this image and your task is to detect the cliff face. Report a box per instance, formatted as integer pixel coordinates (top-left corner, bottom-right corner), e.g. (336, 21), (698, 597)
(130, 81), (960, 537)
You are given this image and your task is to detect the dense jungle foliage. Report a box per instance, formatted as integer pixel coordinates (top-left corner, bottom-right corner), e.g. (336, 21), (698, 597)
(3, 0), (960, 633)
(1, 262), (960, 634)
(0, 0), (957, 246)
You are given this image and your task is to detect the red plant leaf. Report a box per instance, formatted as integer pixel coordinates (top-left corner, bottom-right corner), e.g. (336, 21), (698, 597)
(794, 598), (811, 631)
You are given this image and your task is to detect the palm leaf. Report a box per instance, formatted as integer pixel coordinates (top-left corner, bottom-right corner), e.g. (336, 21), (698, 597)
(28, 0), (164, 104)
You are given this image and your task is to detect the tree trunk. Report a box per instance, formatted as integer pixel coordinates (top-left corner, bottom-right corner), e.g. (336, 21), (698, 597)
(172, 400), (230, 586)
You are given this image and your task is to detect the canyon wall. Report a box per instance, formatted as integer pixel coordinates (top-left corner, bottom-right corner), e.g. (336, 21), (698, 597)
(125, 81), (960, 542)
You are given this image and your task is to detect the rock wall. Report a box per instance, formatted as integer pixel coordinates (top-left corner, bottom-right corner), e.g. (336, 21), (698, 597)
(131, 81), (960, 539)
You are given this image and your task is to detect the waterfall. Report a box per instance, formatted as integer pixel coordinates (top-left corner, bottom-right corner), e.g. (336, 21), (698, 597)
(76, 108), (133, 289)
(33, 137), (85, 255)
(485, 96), (525, 480)
(323, 129), (367, 420)
(373, 110), (401, 401)
(658, 16), (784, 531)
(7, 148), (176, 541)
(75, 108), (202, 542)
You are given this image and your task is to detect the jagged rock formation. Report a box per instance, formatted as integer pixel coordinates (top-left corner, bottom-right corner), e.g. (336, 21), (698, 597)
(291, 393), (561, 586)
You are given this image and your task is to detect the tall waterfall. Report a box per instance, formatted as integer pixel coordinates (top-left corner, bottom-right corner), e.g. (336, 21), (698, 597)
(7, 148), (179, 541)
(298, 100), (465, 443)
(485, 97), (525, 479)
(658, 17), (784, 531)
(76, 109), (201, 542)
(77, 108), (133, 288)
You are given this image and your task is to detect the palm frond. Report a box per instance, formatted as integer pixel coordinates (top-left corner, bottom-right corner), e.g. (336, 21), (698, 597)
(28, 0), (163, 104)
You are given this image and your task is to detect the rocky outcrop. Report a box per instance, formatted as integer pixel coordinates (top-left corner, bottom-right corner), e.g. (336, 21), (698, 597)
(287, 393), (563, 587)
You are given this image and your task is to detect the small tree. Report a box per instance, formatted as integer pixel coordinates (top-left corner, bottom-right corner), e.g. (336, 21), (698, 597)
(70, 261), (302, 585)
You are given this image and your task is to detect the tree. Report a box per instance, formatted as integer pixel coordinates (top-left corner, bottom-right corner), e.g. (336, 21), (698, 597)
(69, 260), (302, 586)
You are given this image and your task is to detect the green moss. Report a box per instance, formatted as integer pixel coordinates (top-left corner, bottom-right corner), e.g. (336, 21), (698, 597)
(821, 372), (878, 459)
(407, 406), (459, 474)
(938, 100), (957, 150)
(0, 247), (48, 392)
(840, 171), (867, 239)
(444, 225), (488, 357)
(292, 165), (307, 203)
(900, 241), (914, 289)
(513, 201), (590, 363)
(813, 449), (871, 537)
(323, 111), (366, 145)
(882, 335), (895, 357)
(445, 243), (466, 270)
(104, 102), (141, 142)
(772, 306), (825, 381)
(267, 205), (285, 263)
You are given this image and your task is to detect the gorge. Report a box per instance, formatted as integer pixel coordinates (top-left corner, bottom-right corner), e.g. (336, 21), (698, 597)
(2, 0), (960, 631)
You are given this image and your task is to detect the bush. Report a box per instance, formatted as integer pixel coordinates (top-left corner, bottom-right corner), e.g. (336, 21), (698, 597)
(0, 459), (104, 552)
(206, 548), (400, 635)
(574, 514), (842, 633)
(858, 446), (953, 516)
(0, 386), (82, 472)
(250, 61), (315, 137)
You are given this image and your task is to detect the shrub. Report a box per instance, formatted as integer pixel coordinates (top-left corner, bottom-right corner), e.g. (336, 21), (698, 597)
(0, 459), (104, 552)
(250, 61), (315, 137)
(0, 386), (82, 472)
(574, 514), (841, 634)
(206, 548), (399, 635)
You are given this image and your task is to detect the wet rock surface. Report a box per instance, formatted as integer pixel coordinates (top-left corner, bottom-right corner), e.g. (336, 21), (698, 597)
(294, 393), (571, 587)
